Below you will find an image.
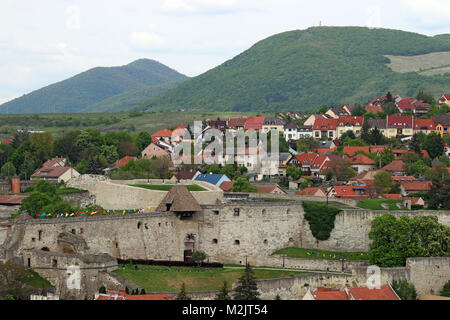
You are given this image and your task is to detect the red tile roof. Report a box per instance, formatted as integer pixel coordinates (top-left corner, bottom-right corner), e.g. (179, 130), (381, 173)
(294, 153), (319, 165)
(244, 117), (265, 130)
(42, 157), (66, 168)
(365, 105), (383, 114)
(314, 148), (335, 154)
(349, 286), (400, 300)
(175, 171), (198, 181)
(313, 118), (339, 131)
(400, 181), (432, 191)
(100, 290), (173, 300)
(228, 118), (247, 129)
(414, 119), (435, 131)
(152, 129), (173, 138)
(220, 181), (234, 192)
(347, 153), (376, 165)
(296, 187), (326, 196)
(31, 166), (72, 178)
(381, 160), (405, 172)
(387, 115), (413, 128)
(439, 94), (450, 101)
(310, 286), (400, 300)
(332, 186), (356, 197)
(342, 146), (370, 157)
(337, 116), (364, 127)
(255, 184), (287, 194)
(111, 156), (137, 168)
(370, 145), (388, 153)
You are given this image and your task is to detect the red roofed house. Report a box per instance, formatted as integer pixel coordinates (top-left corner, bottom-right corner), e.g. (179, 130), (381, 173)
(414, 119), (435, 134)
(346, 153), (376, 174)
(312, 118), (339, 139)
(381, 194), (402, 200)
(396, 98), (431, 116)
(141, 143), (170, 160)
(365, 104), (383, 114)
(434, 114), (450, 137)
(287, 153), (329, 177)
(336, 116), (364, 139)
(304, 285), (400, 300)
(438, 94), (450, 106)
(42, 157), (67, 168)
(400, 181), (432, 196)
(31, 166), (80, 183)
(386, 115), (414, 138)
(111, 156), (137, 169)
(228, 118), (247, 133)
(152, 128), (173, 144)
(342, 146), (370, 157)
(244, 117), (265, 131)
(381, 160), (406, 176)
(330, 186), (357, 198)
(254, 184), (287, 195)
(296, 187), (326, 197)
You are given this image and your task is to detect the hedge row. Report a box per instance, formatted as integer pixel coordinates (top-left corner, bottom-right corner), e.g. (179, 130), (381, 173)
(117, 259), (223, 268)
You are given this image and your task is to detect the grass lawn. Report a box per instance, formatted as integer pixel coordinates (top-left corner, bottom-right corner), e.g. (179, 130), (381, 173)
(114, 264), (305, 293)
(358, 199), (403, 210)
(17, 269), (53, 289)
(129, 184), (207, 192)
(272, 248), (368, 261)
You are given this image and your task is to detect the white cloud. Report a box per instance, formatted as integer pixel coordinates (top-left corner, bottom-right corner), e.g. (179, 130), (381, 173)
(129, 31), (167, 49)
(401, 0), (450, 25)
(161, 0), (238, 13)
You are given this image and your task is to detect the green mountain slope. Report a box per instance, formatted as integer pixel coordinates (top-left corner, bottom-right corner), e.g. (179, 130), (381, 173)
(0, 59), (187, 114)
(139, 27), (450, 112)
(80, 79), (186, 113)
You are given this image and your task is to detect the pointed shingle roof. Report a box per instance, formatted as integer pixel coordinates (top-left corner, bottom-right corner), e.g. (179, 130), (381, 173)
(156, 185), (202, 212)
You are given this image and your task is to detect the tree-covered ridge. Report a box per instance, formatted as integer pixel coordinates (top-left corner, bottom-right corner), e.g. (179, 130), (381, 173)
(0, 59), (187, 114)
(140, 27), (450, 112)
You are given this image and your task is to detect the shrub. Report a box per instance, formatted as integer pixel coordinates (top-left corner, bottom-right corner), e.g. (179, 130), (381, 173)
(302, 201), (341, 241)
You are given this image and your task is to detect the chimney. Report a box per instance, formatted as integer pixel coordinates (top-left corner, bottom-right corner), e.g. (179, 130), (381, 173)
(11, 177), (20, 194)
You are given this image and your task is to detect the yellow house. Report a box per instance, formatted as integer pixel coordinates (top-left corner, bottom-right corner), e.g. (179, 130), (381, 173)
(261, 117), (285, 134)
(336, 116), (364, 139)
(386, 115), (414, 138)
(434, 114), (450, 136)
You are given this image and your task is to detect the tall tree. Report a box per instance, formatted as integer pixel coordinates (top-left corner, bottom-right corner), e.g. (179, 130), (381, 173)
(233, 264), (260, 300)
(423, 132), (444, 159)
(136, 131), (152, 152)
(216, 282), (231, 300)
(175, 283), (191, 300)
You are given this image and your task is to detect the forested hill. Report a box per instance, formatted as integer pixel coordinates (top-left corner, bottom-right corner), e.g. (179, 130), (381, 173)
(0, 59), (187, 114)
(138, 27), (450, 112)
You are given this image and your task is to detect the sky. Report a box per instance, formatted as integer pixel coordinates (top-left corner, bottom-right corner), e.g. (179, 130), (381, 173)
(1, 0), (449, 104)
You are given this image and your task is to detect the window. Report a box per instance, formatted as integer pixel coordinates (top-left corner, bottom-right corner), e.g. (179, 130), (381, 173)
(234, 240), (240, 245)
(52, 259), (58, 268)
(234, 208), (240, 216)
(32, 238), (35, 242)
(212, 239), (218, 244)
(264, 240), (268, 245)
(213, 210), (219, 215)
(28, 258), (31, 267)
(38, 230), (42, 241)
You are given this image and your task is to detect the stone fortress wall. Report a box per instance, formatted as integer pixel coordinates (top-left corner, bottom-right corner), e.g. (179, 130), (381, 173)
(2, 174), (449, 298)
(67, 175), (223, 210)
